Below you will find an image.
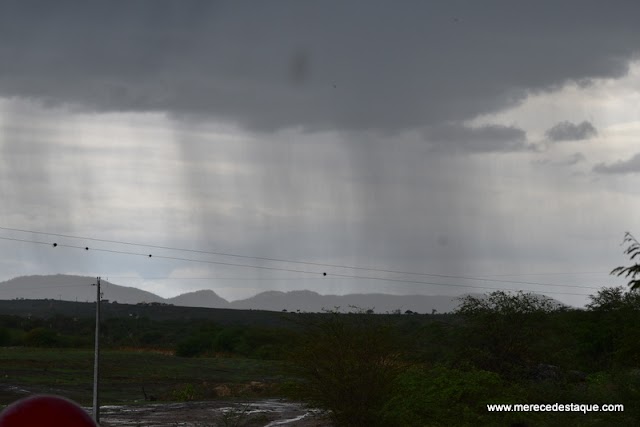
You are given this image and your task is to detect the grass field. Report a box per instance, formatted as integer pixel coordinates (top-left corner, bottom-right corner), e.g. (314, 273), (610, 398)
(0, 347), (291, 407)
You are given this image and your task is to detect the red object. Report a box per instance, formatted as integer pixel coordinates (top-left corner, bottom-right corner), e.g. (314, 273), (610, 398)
(0, 395), (96, 427)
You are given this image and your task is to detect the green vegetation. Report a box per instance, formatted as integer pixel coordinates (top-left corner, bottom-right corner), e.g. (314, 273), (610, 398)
(287, 310), (403, 426)
(2, 291), (640, 425)
(281, 289), (640, 426)
(1, 234), (640, 424)
(0, 348), (288, 406)
(611, 232), (640, 290)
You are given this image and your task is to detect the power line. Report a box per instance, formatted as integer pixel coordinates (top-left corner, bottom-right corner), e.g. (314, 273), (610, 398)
(0, 226), (610, 290)
(0, 235), (610, 294)
(477, 271), (609, 277)
(0, 235), (611, 297)
(107, 276), (368, 280)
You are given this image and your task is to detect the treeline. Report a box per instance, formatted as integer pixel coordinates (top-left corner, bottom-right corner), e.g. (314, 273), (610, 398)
(0, 314), (301, 360)
(0, 299), (294, 326)
(4, 288), (640, 424)
(3, 288), (640, 371)
(285, 288), (640, 426)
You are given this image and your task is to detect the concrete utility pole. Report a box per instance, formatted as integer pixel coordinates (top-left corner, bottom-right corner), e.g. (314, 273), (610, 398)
(92, 277), (101, 423)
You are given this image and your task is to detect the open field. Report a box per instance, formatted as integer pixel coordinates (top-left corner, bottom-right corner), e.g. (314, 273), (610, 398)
(4, 291), (640, 425)
(0, 347), (292, 406)
(0, 348), (329, 426)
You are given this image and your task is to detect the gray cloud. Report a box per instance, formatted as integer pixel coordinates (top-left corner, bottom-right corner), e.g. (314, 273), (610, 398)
(545, 121), (598, 142)
(1, 2), (638, 309)
(531, 152), (586, 167)
(566, 152), (586, 165)
(593, 153), (640, 174)
(0, 2), (639, 133)
(425, 124), (528, 153)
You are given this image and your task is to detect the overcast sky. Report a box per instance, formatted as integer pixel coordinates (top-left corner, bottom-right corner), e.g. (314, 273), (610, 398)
(1, 1), (640, 306)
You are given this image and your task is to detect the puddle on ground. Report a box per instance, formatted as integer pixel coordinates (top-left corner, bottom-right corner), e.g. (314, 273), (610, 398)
(97, 399), (330, 427)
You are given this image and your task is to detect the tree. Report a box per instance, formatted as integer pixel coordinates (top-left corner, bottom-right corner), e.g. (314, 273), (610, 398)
(288, 310), (404, 427)
(587, 286), (640, 311)
(456, 290), (561, 316)
(585, 286), (640, 367)
(611, 232), (640, 290)
(455, 291), (564, 376)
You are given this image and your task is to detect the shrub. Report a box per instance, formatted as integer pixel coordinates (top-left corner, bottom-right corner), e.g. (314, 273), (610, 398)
(171, 383), (199, 401)
(380, 365), (526, 426)
(289, 310), (404, 427)
(0, 327), (10, 346)
(175, 333), (214, 357)
(455, 291), (564, 377)
(24, 327), (62, 347)
(213, 328), (246, 354)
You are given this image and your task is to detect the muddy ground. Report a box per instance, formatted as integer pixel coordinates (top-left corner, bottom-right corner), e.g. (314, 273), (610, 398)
(0, 349), (334, 426)
(1, 385), (332, 427)
(98, 399), (332, 427)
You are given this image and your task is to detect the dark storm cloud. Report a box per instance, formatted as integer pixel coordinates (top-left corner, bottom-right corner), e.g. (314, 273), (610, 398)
(0, 1), (639, 133)
(424, 124), (528, 153)
(545, 121), (598, 142)
(1, 1), (638, 306)
(593, 153), (640, 174)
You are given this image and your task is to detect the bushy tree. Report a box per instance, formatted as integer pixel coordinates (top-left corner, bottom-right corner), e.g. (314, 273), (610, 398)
(611, 232), (640, 290)
(455, 291), (564, 376)
(175, 333), (213, 357)
(456, 290), (561, 316)
(289, 310), (404, 427)
(24, 327), (61, 347)
(585, 286), (640, 367)
(587, 286), (640, 311)
(0, 327), (10, 346)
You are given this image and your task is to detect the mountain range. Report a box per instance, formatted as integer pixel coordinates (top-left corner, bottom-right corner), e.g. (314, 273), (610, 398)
(0, 274), (479, 314)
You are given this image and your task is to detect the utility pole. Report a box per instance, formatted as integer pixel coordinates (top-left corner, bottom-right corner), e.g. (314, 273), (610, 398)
(92, 277), (101, 424)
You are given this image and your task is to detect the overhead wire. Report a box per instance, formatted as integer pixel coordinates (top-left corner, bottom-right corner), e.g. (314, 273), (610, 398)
(0, 226), (612, 290)
(0, 234), (613, 297)
(108, 276), (364, 280)
(477, 271), (609, 277)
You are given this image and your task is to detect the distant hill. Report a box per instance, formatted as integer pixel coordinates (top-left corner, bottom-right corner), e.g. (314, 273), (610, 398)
(166, 289), (229, 309)
(0, 275), (164, 305)
(0, 274), (546, 314)
(230, 290), (462, 314)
